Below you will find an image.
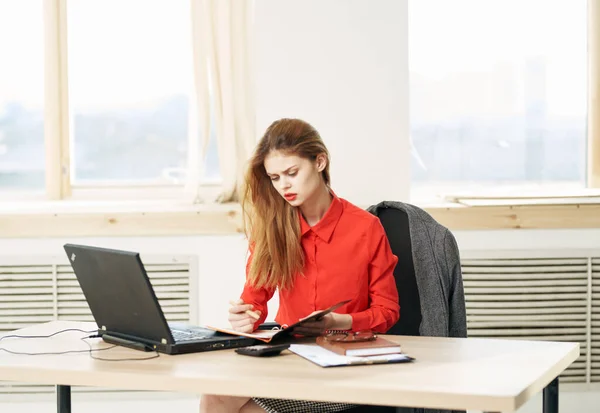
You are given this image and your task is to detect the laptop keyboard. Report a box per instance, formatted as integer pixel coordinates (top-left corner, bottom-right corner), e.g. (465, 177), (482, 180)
(171, 329), (209, 342)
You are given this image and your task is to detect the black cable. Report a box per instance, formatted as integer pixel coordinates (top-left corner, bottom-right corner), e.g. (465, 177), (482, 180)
(0, 327), (159, 361)
(0, 328), (97, 342)
(0, 328), (115, 356)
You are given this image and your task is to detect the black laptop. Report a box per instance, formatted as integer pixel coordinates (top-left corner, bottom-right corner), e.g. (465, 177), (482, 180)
(63, 244), (256, 355)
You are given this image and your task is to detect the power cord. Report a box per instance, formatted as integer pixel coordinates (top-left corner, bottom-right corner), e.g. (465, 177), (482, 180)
(0, 327), (160, 361)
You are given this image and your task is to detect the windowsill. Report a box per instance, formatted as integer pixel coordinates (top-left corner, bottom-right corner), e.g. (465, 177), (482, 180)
(0, 200), (245, 238)
(0, 199), (234, 214)
(424, 200), (600, 230)
(416, 195), (600, 208)
(1, 196), (600, 238)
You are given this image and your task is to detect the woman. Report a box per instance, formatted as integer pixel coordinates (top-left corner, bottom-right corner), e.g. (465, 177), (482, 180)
(200, 118), (400, 413)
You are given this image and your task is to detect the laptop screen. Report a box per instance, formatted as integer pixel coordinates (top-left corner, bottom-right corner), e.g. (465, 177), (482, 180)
(64, 244), (175, 345)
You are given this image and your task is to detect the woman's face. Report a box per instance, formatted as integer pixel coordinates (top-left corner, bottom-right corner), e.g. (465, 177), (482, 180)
(263, 150), (326, 207)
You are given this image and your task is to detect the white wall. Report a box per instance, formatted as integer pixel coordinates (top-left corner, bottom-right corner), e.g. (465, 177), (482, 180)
(255, 0), (410, 206)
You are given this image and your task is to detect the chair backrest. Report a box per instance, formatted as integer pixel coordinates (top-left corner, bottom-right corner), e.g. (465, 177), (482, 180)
(375, 207), (422, 336)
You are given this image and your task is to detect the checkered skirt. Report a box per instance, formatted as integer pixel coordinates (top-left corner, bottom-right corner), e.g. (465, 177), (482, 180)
(253, 398), (357, 413)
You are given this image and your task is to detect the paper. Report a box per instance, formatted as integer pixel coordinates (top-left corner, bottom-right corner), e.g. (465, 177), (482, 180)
(289, 344), (413, 368)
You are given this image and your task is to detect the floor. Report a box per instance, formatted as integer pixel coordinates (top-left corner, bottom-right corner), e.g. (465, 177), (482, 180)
(0, 389), (599, 413)
(1, 391), (200, 413)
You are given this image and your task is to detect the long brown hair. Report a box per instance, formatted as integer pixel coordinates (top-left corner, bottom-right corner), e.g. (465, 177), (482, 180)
(241, 118), (331, 290)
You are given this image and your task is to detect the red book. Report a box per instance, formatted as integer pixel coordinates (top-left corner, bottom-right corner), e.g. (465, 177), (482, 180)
(316, 336), (402, 357)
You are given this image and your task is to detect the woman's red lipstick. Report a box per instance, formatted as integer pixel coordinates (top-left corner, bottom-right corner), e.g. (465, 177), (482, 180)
(284, 193), (297, 201)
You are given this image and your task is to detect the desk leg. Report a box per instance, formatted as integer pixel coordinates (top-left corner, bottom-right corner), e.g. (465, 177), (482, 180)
(543, 377), (559, 413)
(57, 385), (71, 413)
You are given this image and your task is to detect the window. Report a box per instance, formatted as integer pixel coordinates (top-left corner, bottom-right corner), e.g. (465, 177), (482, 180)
(0, 0), (45, 192)
(409, 0), (588, 202)
(0, 0), (219, 201)
(67, 0), (194, 186)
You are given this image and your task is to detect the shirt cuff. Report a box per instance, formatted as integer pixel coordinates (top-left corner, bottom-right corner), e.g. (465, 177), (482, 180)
(349, 312), (372, 332)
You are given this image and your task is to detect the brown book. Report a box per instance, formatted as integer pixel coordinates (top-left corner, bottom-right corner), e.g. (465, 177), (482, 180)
(316, 336), (402, 357)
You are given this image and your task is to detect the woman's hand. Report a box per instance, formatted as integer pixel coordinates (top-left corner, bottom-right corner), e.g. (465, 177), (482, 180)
(228, 299), (261, 333)
(293, 312), (353, 337)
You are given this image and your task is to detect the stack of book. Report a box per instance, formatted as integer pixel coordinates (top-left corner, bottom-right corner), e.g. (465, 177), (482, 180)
(316, 336), (403, 357)
(288, 336), (412, 368)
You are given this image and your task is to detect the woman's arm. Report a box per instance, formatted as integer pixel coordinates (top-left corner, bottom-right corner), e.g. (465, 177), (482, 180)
(239, 247), (275, 330)
(240, 282), (275, 330)
(349, 219), (400, 332)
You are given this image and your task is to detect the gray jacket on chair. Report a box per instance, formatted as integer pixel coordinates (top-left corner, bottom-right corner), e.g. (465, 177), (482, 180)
(367, 200), (467, 339)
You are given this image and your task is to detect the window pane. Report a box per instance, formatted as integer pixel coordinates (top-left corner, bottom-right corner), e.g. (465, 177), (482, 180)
(67, 0), (200, 185)
(409, 0), (587, 201)
(0, 1), (45, 190)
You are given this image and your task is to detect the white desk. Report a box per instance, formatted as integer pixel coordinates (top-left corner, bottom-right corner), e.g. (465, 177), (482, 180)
(0, 321), (579, 413)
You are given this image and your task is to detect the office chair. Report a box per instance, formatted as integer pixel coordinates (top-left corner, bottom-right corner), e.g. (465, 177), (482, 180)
(347, 204), (465, 413)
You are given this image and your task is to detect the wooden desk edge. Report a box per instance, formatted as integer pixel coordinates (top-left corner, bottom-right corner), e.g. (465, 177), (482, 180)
(514, 342), (581, 411)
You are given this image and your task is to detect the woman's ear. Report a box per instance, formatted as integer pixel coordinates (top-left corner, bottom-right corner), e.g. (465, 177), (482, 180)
(316, 154), (327, 172)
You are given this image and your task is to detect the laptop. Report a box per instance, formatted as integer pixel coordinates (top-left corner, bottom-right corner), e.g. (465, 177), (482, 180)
(63, 243), (256, 355)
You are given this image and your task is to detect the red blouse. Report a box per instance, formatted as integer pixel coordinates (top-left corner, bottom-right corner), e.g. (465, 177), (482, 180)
(241, 193), (400, 332)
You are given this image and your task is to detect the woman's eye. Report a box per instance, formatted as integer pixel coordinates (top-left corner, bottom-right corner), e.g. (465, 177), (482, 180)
(270, 176), (279, 181)
(288, 171), (297, 177)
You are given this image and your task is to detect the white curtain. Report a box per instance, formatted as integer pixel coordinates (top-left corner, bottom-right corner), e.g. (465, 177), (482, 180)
(188, 0), (256, 203)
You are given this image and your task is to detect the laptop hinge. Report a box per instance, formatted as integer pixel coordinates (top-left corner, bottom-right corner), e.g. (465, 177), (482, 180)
(102, 334), (154, 352)
(98, 328), (165, 347)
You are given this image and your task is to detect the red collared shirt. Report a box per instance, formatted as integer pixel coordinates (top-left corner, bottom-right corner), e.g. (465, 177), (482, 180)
(241, 194), (400, 332)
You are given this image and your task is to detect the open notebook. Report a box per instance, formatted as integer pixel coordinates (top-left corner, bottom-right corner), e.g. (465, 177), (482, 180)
(206, 299), (350, 343)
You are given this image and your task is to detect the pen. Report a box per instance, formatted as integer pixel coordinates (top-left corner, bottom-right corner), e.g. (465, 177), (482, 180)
(229, 300), (260, 320)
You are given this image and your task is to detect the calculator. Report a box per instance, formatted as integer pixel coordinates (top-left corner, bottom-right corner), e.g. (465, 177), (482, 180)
(234, 343), (290, 357)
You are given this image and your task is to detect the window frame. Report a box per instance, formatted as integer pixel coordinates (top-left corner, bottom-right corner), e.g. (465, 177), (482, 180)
(589, 0), (600, 188)
(39, 0), (212, 202)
